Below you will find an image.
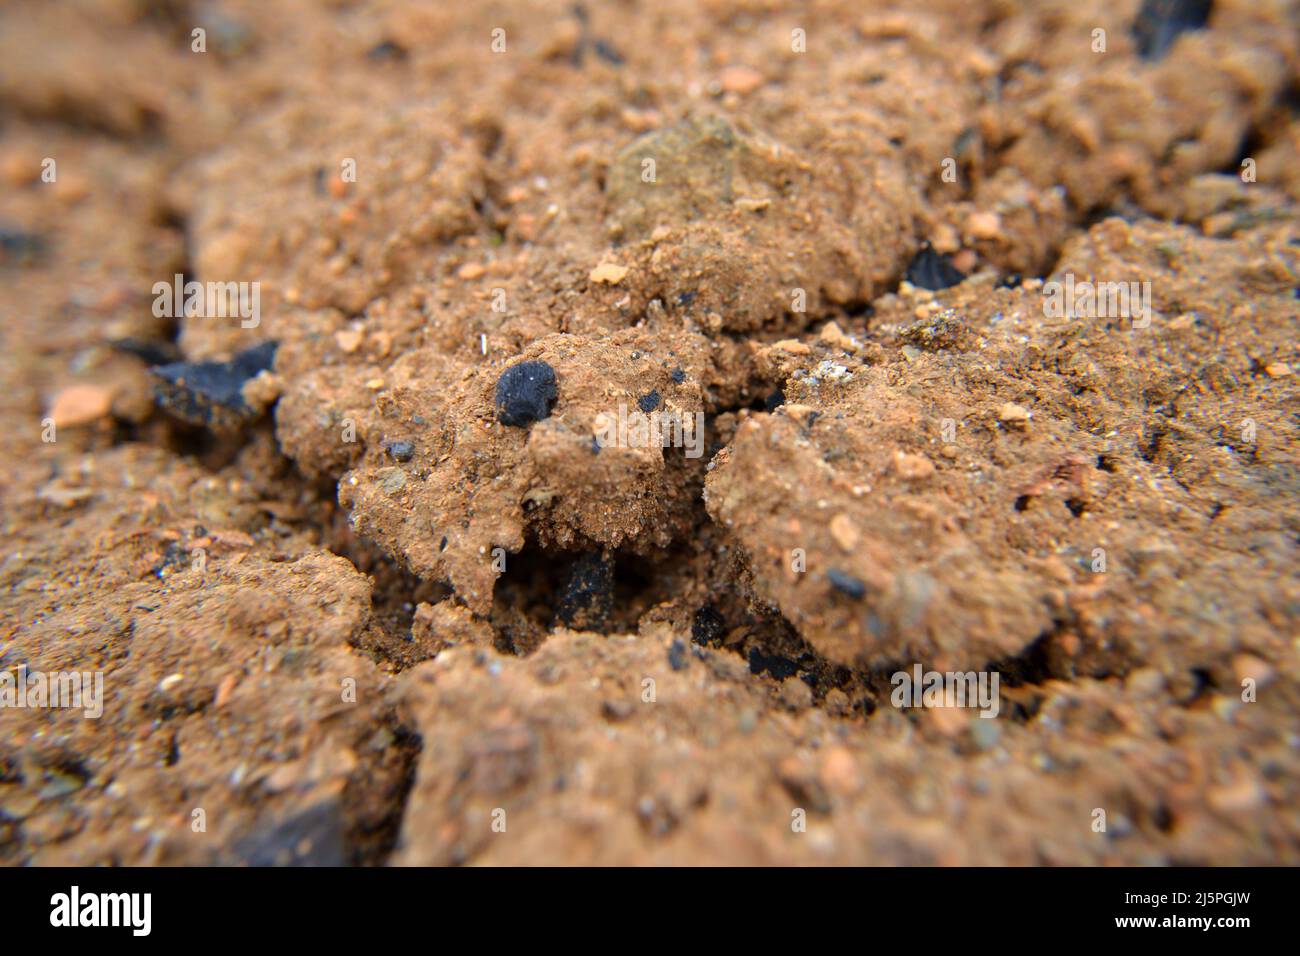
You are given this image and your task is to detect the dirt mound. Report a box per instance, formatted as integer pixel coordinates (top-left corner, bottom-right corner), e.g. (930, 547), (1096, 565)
(1, 0), (1297, 865)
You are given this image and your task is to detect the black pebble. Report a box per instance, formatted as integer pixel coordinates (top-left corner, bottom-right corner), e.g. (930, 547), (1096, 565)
(151, 340), (278, 430)
(827, 568), (867, 599)
(495, 360), (558, 427)
(906, 246), (966, 291)
(637, 390), (660, 413)
(593, 38), (624, 66)
(0, 227), (47, 266)
(366, 39), (408, 62)
(670, 367), (686, 384)
(691, 605), (726, 646)
(386, 440), (414, 461)
(668, 640), (689, 672)
(556, 552), (614, 631)
(229, 800), (346, 867)
(1133, 0), (1212, 62)
(748, 648), (800, 681)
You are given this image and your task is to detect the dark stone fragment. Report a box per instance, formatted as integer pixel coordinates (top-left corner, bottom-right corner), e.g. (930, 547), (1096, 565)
(637, 390), (660, 413)
(0, 227), (47, 266)
(906, 246), (966, 291)
(827, 568), (867, 599)
(495, 360), (558, 427)
(668, 639), (689, 671)
(228, 798), (346, 867)
(150, 340), (278, 430)
(593, 38), (624, 65)
(670, 367), (686, 384)
(366, 39), (408, 62)
(556, 552), (614, 631)
(1133, 0), (1212, 62)
(691, 605), (726, 646)
(386, 440), (414, 461)
(748, 648), (800, 681)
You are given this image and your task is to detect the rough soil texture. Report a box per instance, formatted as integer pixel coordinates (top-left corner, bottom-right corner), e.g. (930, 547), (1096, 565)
(2, 0), (1298, 865)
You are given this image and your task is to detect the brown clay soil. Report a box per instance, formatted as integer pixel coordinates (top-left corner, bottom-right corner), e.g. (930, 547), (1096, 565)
(1, 0), (1298, 865)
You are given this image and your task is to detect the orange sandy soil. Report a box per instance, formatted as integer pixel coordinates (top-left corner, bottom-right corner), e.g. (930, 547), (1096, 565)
(1, 0), (1298, 864)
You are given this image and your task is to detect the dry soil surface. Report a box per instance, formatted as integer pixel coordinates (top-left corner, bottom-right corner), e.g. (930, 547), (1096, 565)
(1, 0), (1298, 865)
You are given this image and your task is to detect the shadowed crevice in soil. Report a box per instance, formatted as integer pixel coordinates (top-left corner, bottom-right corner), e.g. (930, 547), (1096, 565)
(118, 396), (454, 674)
(488, 542), (686, 655)
(689, 598), (880, 712)
(480, 519), (884, 714)
(216, 715), (419, 867)
(343, 718), (422, 866)
(984, 615), (1143, 724)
